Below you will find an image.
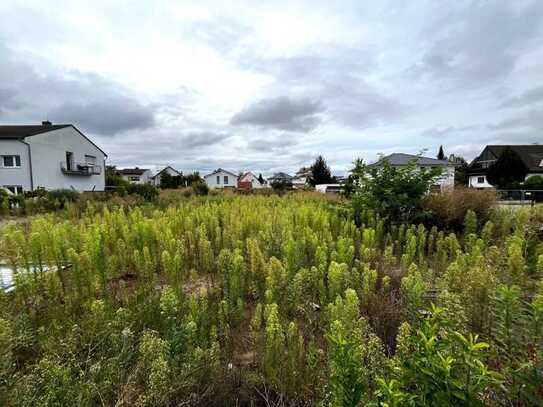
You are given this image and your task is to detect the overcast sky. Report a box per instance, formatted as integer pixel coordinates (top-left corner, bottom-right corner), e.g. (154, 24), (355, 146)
(1, 1), (542, 175)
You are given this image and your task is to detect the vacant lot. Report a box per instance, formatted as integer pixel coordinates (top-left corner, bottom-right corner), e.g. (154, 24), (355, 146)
(0, 194), (542, 406)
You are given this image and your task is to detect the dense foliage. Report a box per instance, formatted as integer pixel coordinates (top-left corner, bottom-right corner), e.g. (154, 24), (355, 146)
(486, 147), (528, 188)
(0, 194), (542, 406)
(348, 158), (442, 224)
(309, 155), (335, 187)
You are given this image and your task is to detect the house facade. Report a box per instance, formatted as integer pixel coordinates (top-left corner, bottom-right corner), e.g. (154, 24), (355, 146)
(118, 168), (152, 184)
(204, 168), (237, 189)
(151, 166), (182, 187)
(468, 145), (543, 188)
(0, 122), (106, 193)
(369, 153), (455, 191)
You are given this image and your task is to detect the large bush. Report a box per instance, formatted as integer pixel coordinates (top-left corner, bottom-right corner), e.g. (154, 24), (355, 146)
(349, 157), (442, 224)
(423, 187), (496, 231)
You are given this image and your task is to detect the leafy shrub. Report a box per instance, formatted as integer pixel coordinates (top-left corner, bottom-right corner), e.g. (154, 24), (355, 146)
(349, 157), (443, 224)
(126, 183), (159, 201)
(524, 175), (543, 189)
(191, 181), (209, 196)
(423, 187), (496, 231)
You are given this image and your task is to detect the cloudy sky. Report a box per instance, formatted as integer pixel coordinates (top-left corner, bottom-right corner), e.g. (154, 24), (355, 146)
(1, 1), (542, 175)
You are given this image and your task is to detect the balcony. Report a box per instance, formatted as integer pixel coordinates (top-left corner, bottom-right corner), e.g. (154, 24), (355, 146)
(60, 161), (101, 176)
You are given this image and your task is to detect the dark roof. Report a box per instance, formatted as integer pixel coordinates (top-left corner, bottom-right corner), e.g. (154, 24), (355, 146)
(370, 153), (452, 167)
(0, 124), (71, 139)
(118, 168), (149, 176)
(0, 123), (107, 156)
(269, 172), (293, 180)
(473, 145), (543, 173)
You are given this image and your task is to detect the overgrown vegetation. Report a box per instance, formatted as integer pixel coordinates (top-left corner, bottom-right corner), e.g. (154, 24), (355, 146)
(0, 193), (542, 406)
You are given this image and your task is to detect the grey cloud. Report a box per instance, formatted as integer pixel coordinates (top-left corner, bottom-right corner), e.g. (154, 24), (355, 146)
(50, 98), (154, 134)
(488, 108), (543, 131)
(411, 1), (543, 86)
(247, 133), (300, 152)
(421, 125), (480, 138)
(239, 51), (404, 130)
(231, 96), (324, 132)
(0, 43), (156, 135)
(501, 85), (543, 108)
(179, 131), (233, 148)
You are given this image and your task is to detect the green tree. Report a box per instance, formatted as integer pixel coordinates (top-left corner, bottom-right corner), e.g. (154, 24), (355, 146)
(486, 147), (528, 188)
(308, 155), (334, 187)
(349, 156), (442, 223)
(437, 145), (445, 160)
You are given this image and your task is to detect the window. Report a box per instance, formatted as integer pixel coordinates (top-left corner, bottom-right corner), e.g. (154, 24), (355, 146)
(130, 176), (140, 182)
(477, 176), (485, 184)
(216, 175), (220, 184)
(65, 152), (73, 171)
(3, 185), (23, 194)
(85, 155), (96, 165)
(2, 155), (21, 168)
(224, 175), (229, 184)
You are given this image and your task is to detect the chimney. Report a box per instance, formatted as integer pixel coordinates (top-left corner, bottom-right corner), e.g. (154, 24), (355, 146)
(42, 120), (52, 126)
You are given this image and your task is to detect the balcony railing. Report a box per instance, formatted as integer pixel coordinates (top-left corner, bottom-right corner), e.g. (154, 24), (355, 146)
(60, 161), (101, 176)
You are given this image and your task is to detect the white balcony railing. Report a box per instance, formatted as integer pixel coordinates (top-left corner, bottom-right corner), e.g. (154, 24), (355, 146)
(60, 161), (101, 175)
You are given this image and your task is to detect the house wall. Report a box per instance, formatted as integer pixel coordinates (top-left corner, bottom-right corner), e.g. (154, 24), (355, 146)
(122, 170), (151, 185)
(205, 171), (236, 189)
(26, 126), (106, 191)
(470, 173), (543, 189)
(0, 139), (32, 192)
(435, 166), (455, 189)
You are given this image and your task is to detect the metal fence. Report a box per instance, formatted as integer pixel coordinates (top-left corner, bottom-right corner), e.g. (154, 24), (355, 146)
(497, 190), (543, 204)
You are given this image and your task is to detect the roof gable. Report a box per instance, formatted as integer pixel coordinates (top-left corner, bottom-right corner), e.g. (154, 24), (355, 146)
(471, 145), (543, 172)
(204, 168), (238, 178)
(152, 166), (181, 179)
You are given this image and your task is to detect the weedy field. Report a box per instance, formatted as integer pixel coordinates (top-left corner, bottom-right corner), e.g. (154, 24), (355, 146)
(0, 194), (542, 406)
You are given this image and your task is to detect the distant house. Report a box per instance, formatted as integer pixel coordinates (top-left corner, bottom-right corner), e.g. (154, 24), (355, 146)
(0, 121), (106, 193)
(369, 153), (455, 191)
(118, 168), (152, 184)
(292, 167), (311, 189)
(268, 172), (293, 185)
(151, 166), (182, 187)
(468, 145), (543, 188)
(238, 172), (266, 189)
(204, 168), (237, 189)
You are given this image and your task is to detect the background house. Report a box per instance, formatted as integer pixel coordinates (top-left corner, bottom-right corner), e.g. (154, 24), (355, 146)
(0, 121), (106, 193)
(369, 153), (455, 191)
(204, 168), (237, 189)
(118, 168), (152, 184)
(468, 145), (543, 188)
(238, 172), (266, 189)
(151, 166), (182, 187)
(292, 166), (311, 189)
(267, 172), (293, 185)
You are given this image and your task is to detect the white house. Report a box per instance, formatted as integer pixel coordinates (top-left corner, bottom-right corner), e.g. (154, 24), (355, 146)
(151, 166), (182, 187)
(238, 172), (266, 189)
(468, 145), (543, 188)
(204, 168), (237, 189)
(118, 168), (152, 184)
(0, 121), (106, 194)
(369, 153), (455, 191)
